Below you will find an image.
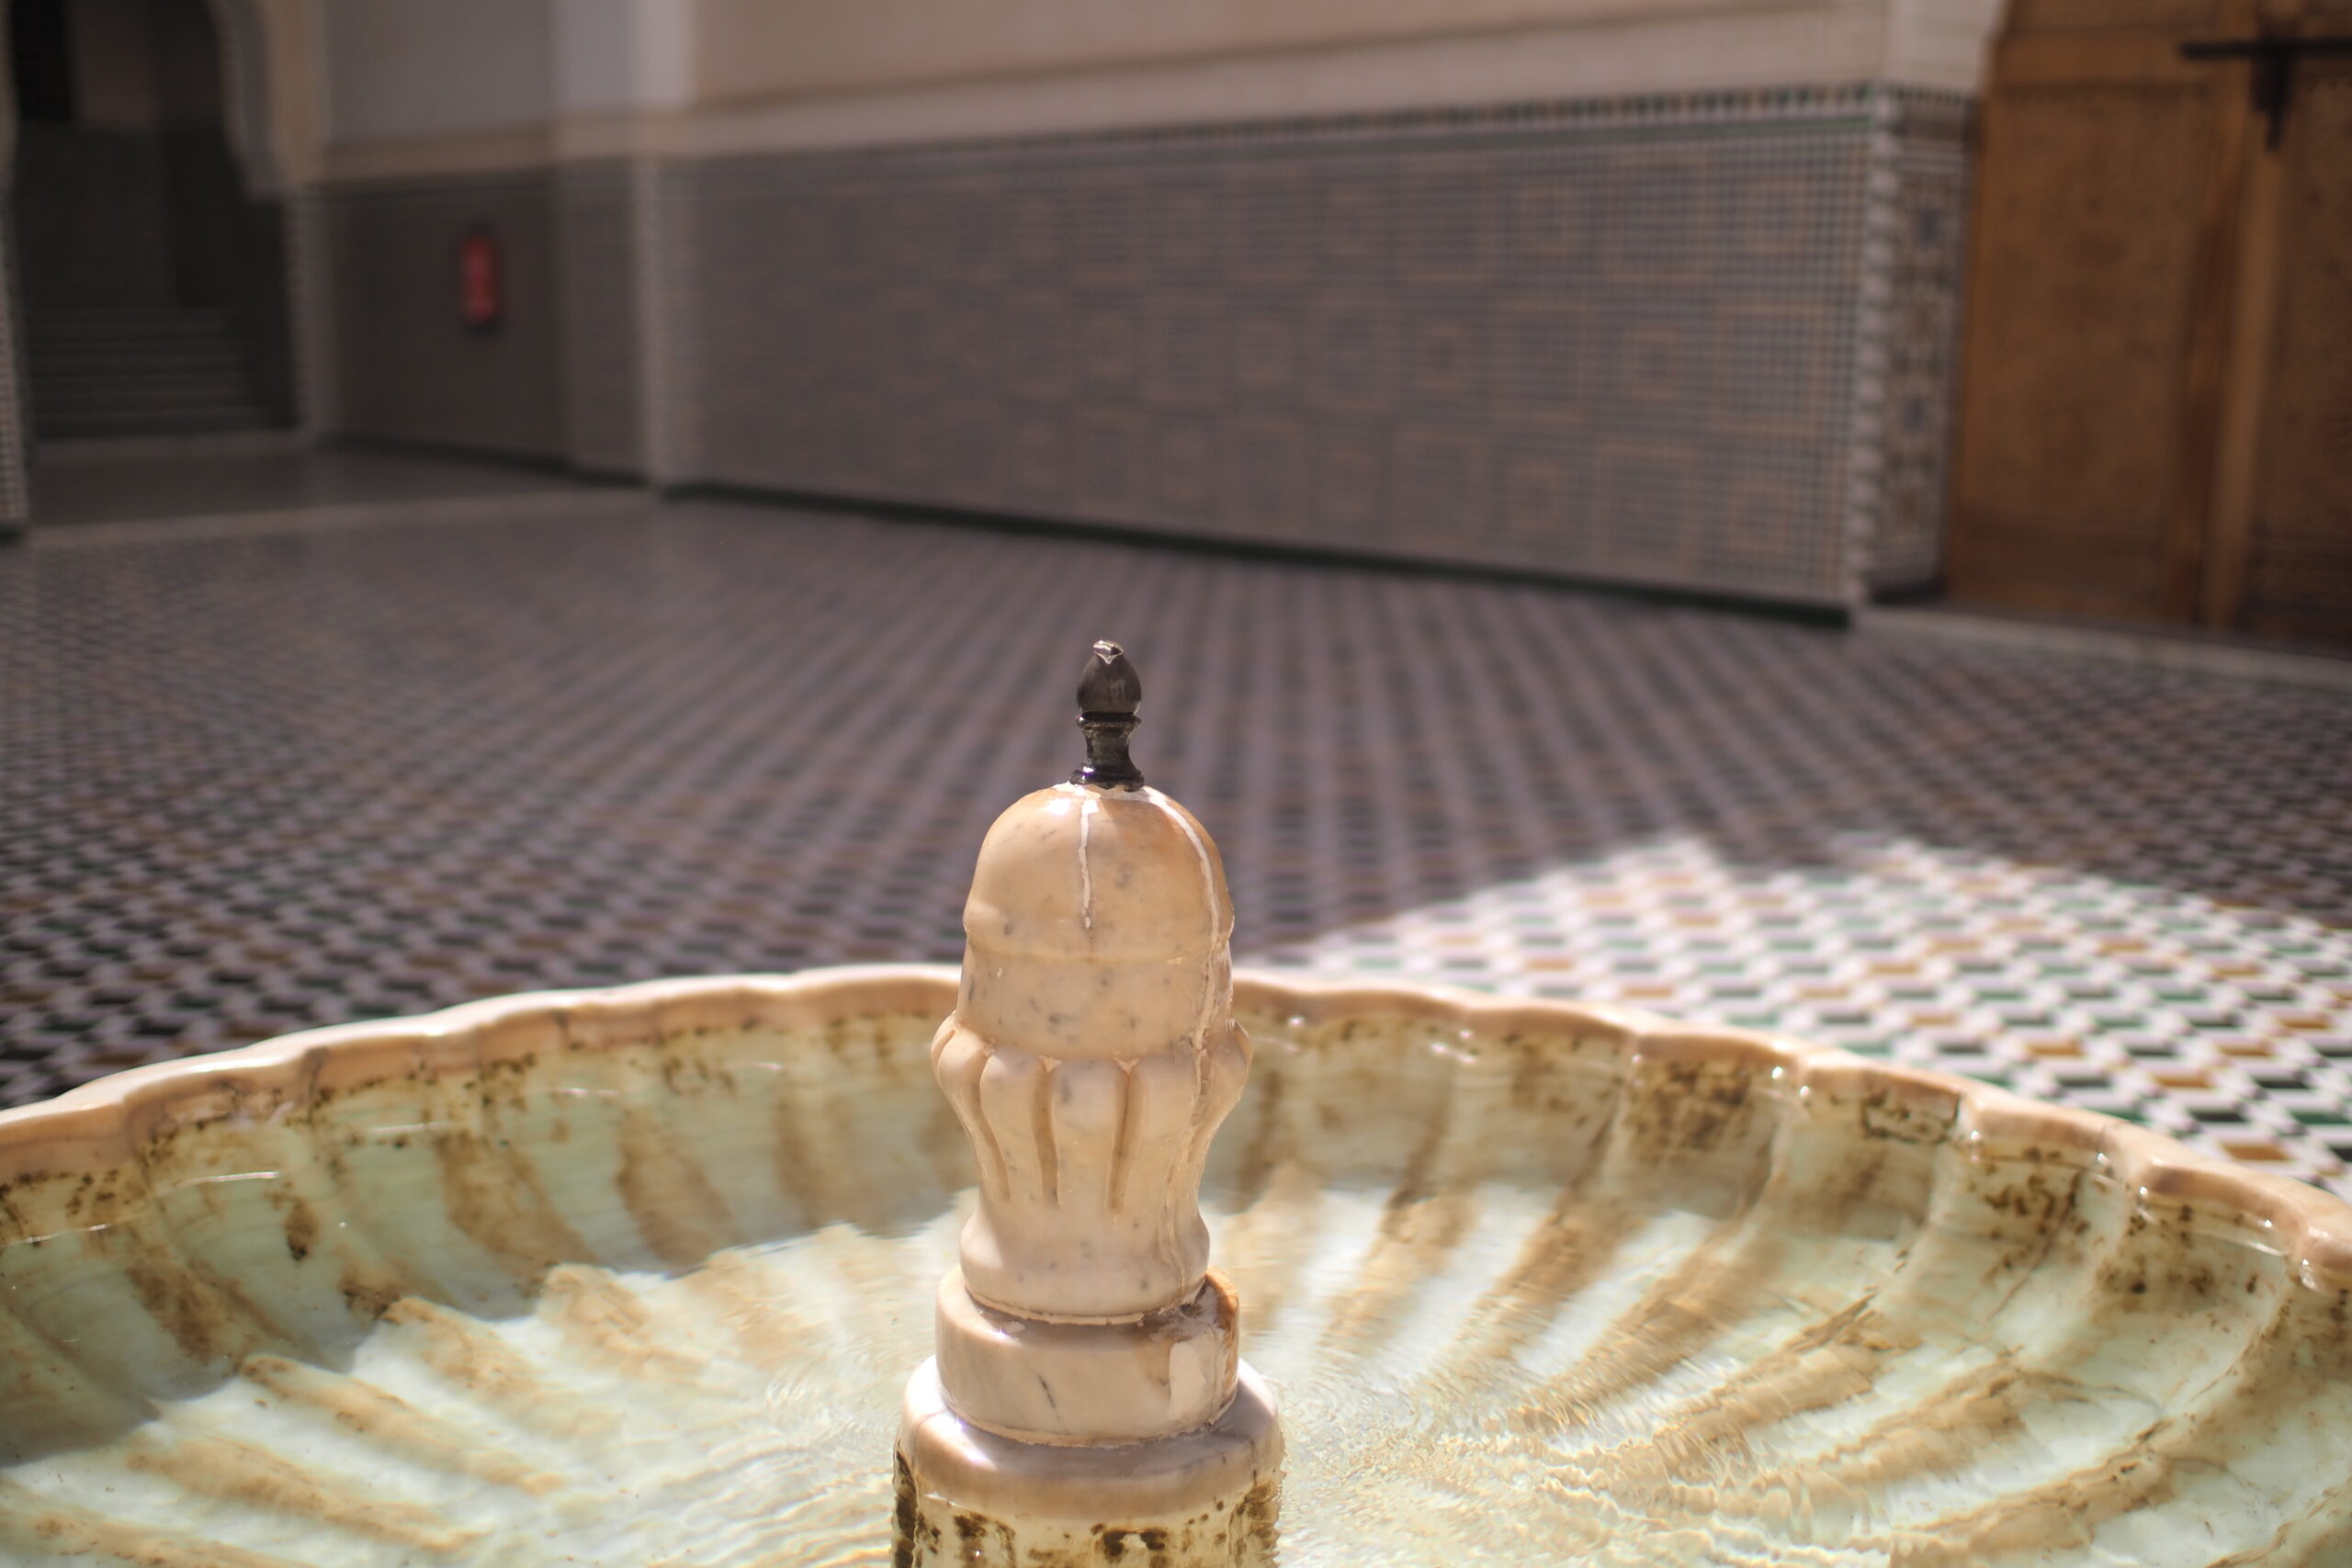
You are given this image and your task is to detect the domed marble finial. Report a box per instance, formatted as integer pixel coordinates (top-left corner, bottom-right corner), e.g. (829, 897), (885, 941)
(895, 643), (1282, 1568)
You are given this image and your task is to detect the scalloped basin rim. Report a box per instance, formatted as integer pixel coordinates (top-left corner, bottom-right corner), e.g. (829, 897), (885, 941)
(3, 963), (2346, 1291)
(6, 964), (2352, 1566)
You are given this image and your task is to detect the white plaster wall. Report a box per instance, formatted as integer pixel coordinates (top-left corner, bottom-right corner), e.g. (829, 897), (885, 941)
(677, 2), (1901, 160)
(312, 0), (2007, 178)
(694, 0), (1854, 104)
(1885, 0), (2008, 89)
(555, 0), (692, 113)
(320, 0), (554, 143)
(72, 0), (164, 127)
(219, 0), (328, 191)
(690, 0), (2005, 113)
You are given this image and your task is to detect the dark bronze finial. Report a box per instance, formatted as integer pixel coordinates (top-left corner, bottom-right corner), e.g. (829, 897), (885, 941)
(1072, 640), (1145, 789)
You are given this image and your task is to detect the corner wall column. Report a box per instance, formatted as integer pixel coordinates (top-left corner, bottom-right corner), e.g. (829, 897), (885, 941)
(0, 206), (29, 534)
(553, 0), (694, 484)
(288, 190), (338, 439)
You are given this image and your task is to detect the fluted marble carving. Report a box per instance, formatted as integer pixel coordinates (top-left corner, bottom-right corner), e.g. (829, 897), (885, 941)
(895, 643), (1281, 1566)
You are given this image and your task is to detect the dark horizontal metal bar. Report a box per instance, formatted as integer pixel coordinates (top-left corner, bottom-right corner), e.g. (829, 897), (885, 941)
(2181, 36), (2352, 60)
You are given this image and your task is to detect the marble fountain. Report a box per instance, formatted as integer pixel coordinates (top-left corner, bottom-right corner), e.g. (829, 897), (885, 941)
(0, 644), (2347, 1566)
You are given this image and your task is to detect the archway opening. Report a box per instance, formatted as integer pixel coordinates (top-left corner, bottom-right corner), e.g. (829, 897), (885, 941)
(9, 0), (293, 442)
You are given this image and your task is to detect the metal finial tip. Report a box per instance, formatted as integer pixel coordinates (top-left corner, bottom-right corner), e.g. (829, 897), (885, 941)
(1072, 641), (1144, 789)
(1078, 640), (1141, 716)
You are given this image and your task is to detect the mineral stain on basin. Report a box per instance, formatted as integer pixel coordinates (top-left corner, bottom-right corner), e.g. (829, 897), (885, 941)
(0, 968), (2346, 1563)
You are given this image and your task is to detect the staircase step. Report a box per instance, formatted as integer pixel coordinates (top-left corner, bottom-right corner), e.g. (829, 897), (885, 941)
(30, 332), (242, 355)
(35, 390), (261, 419)
(34, 363), (254, 388)
(29, 337), (244, 360)
(33, 357), (250, 388)
(29, 306), (235, 327)
(27, 306), (272, 439)
(36, 405), (276, 439)
(30, 322), (240, 345)
(33, 361), (252, 386)
(33, 336), (243, 355)
(38, 379), (259, 402)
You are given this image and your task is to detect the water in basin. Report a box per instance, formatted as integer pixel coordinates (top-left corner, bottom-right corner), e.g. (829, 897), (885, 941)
(0, 976), (2345, 1565)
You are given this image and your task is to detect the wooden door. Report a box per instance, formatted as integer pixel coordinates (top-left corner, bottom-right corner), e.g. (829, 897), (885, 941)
(2228, 25), (2352, 640)
(1948, 0), (2352, 646)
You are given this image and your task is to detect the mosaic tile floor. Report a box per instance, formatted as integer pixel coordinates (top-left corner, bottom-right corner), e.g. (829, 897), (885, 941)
(5, 491), (2350, 1194)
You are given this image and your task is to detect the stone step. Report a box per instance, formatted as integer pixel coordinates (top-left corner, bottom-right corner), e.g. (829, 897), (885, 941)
(35, 403), (277, 439)
(29, 321), (241, 349)
(28, 304), (237, 326)
(33, 358), (258, 391)
(34, 381), (260, 416)
(31, 340), (247, 371)
(26, 305), (272, 439)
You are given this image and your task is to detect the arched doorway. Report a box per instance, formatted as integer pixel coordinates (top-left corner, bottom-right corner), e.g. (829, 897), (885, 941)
(8, 0), (293, 441)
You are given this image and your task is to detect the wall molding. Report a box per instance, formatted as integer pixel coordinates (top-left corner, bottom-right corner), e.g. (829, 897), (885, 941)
(314, 0), (1992, 188)
(319, 78), (1973, 192)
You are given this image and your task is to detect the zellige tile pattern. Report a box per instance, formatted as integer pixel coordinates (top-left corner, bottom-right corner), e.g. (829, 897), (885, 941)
(3, 495), (2346, 1194)
(320, 85), (1970, 605)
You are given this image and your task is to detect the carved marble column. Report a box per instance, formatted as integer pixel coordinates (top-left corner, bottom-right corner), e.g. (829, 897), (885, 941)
(895, 642), (1281, 1568)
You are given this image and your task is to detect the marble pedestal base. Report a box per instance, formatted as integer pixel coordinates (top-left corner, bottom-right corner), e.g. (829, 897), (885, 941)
(893, 1359), (1283, 1568)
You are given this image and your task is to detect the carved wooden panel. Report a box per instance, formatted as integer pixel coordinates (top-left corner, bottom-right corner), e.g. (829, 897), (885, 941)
(2242, 61), (2352, 643)
(2006, 0), (2226, 32)
(1951, 0), (2352, 644)
(1947, 47), (2233, 620)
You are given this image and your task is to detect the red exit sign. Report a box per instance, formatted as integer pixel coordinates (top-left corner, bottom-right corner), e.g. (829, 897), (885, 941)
(458, 228), (503, 332)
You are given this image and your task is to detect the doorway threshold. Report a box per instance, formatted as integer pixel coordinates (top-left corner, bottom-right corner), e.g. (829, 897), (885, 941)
(1854, 604), (2352, 694)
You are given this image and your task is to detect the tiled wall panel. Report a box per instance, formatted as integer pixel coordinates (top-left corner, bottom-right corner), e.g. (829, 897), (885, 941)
(673, 93), (1935, 604)
(299, 87), (1970, 604)
(557, 161), (646, 477)
(324, 175), (567, 460)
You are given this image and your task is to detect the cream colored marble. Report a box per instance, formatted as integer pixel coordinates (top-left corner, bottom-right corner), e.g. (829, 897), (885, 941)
(901, 773), (1283, 1563)
(932, 1269), (1238, 1445)
(942, 781), (1248, 1320)
(899, 1361), (1283, 1544)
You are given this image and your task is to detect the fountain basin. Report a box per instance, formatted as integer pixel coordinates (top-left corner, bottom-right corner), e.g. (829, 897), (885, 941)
(0, 965), (2345, 1564)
